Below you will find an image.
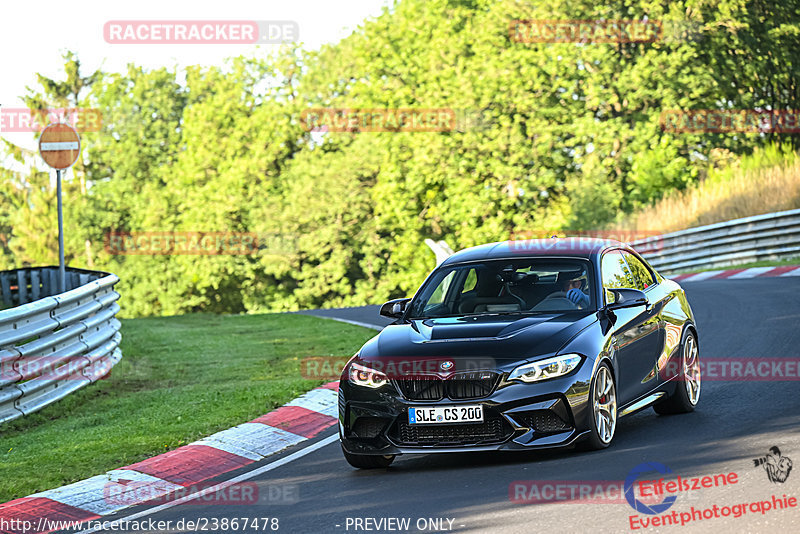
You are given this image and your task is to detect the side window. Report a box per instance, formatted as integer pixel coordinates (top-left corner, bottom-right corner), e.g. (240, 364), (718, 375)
(601, 249), (636, 290)
(623, 252), (656, 290)
(462, 269), (477, 293)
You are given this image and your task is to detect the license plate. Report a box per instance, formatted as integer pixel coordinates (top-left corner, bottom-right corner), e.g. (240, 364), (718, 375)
(408, 405), (483, 425)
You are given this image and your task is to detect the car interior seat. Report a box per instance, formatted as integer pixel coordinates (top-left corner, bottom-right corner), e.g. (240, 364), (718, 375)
(458, 270), (521, 313)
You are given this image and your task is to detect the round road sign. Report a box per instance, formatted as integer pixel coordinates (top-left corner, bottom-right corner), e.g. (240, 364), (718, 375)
(39, 123), (81, 169)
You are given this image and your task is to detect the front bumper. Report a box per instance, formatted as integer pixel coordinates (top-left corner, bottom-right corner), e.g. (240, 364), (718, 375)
(339, 368), (593, 455)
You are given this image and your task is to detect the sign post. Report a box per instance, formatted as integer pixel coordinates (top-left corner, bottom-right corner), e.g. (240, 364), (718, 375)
(38, 123), (81, 294)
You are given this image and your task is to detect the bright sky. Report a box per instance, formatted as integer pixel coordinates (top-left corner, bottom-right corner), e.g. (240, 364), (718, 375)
(0, 0), (392, 149)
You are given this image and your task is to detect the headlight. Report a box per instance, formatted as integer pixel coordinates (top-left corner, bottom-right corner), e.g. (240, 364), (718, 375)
(348, 362), (388, 389)
(508, 354), (583, 383)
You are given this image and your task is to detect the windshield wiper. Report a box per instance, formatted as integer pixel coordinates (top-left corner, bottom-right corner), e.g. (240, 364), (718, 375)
(410, 311), (546, 320)
(473, 311), (545, 316)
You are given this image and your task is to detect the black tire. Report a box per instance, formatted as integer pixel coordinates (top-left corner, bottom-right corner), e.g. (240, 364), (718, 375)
(654, 329), (700, 415)
(578, 361), (617, 451)
(341, 445), (395, 469)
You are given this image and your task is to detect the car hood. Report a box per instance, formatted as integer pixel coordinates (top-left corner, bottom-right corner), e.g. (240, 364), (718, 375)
(360, 312), (597, 368)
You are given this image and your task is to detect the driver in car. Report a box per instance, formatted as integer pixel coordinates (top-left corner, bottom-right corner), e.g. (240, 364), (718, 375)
(561, 271), (590, 308)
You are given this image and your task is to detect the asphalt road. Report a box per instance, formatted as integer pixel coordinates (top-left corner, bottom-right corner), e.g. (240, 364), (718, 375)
(79, 278), (800, 534)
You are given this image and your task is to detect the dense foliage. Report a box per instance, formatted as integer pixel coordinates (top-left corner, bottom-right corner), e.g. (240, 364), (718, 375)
(2, 0), (799, 316)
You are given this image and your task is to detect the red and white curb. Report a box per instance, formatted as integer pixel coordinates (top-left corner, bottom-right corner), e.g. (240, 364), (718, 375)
(0, 381), (340, 533)
(671, 265), (800, 283)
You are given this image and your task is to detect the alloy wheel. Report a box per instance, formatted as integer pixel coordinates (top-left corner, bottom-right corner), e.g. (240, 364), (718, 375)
(683, 334), (701, 405)
(593, 365), (617, 444)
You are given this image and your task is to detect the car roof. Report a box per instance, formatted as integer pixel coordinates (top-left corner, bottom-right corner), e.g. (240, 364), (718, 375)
(439, 238), (630, 266)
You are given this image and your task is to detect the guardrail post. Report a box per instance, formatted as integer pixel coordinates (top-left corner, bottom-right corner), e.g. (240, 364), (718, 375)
(57, 169), (66, 293)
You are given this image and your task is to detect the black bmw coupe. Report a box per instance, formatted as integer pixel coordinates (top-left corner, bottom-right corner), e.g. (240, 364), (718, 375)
(338, 238), (700, 468)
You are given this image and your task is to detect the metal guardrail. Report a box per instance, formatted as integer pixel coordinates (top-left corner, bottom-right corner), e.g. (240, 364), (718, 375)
(630, 208), (800, 275)
(0, 267), (121, 424)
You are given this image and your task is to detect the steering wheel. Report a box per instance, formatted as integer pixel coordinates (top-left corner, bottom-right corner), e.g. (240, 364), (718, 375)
(533, 291), (579, 310)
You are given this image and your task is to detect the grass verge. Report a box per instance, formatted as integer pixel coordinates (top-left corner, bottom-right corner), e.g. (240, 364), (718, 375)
(0, 312), (374, 503)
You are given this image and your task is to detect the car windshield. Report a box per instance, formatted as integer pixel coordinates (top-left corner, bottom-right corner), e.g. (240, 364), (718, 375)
(408, 259), (595, 319)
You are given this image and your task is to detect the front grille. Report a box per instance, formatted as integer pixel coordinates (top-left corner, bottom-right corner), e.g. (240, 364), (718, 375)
(394, 371), (500, 401)
(394, 377), (446, 400)
(514, 410), (572, 434)
(392, 417), (510, 446)
(446, 371), (501, 399)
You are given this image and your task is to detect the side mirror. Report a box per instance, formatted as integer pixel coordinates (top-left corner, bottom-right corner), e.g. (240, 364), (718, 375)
(605, 288), (648, 310)
(379, 297), (411, 319)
